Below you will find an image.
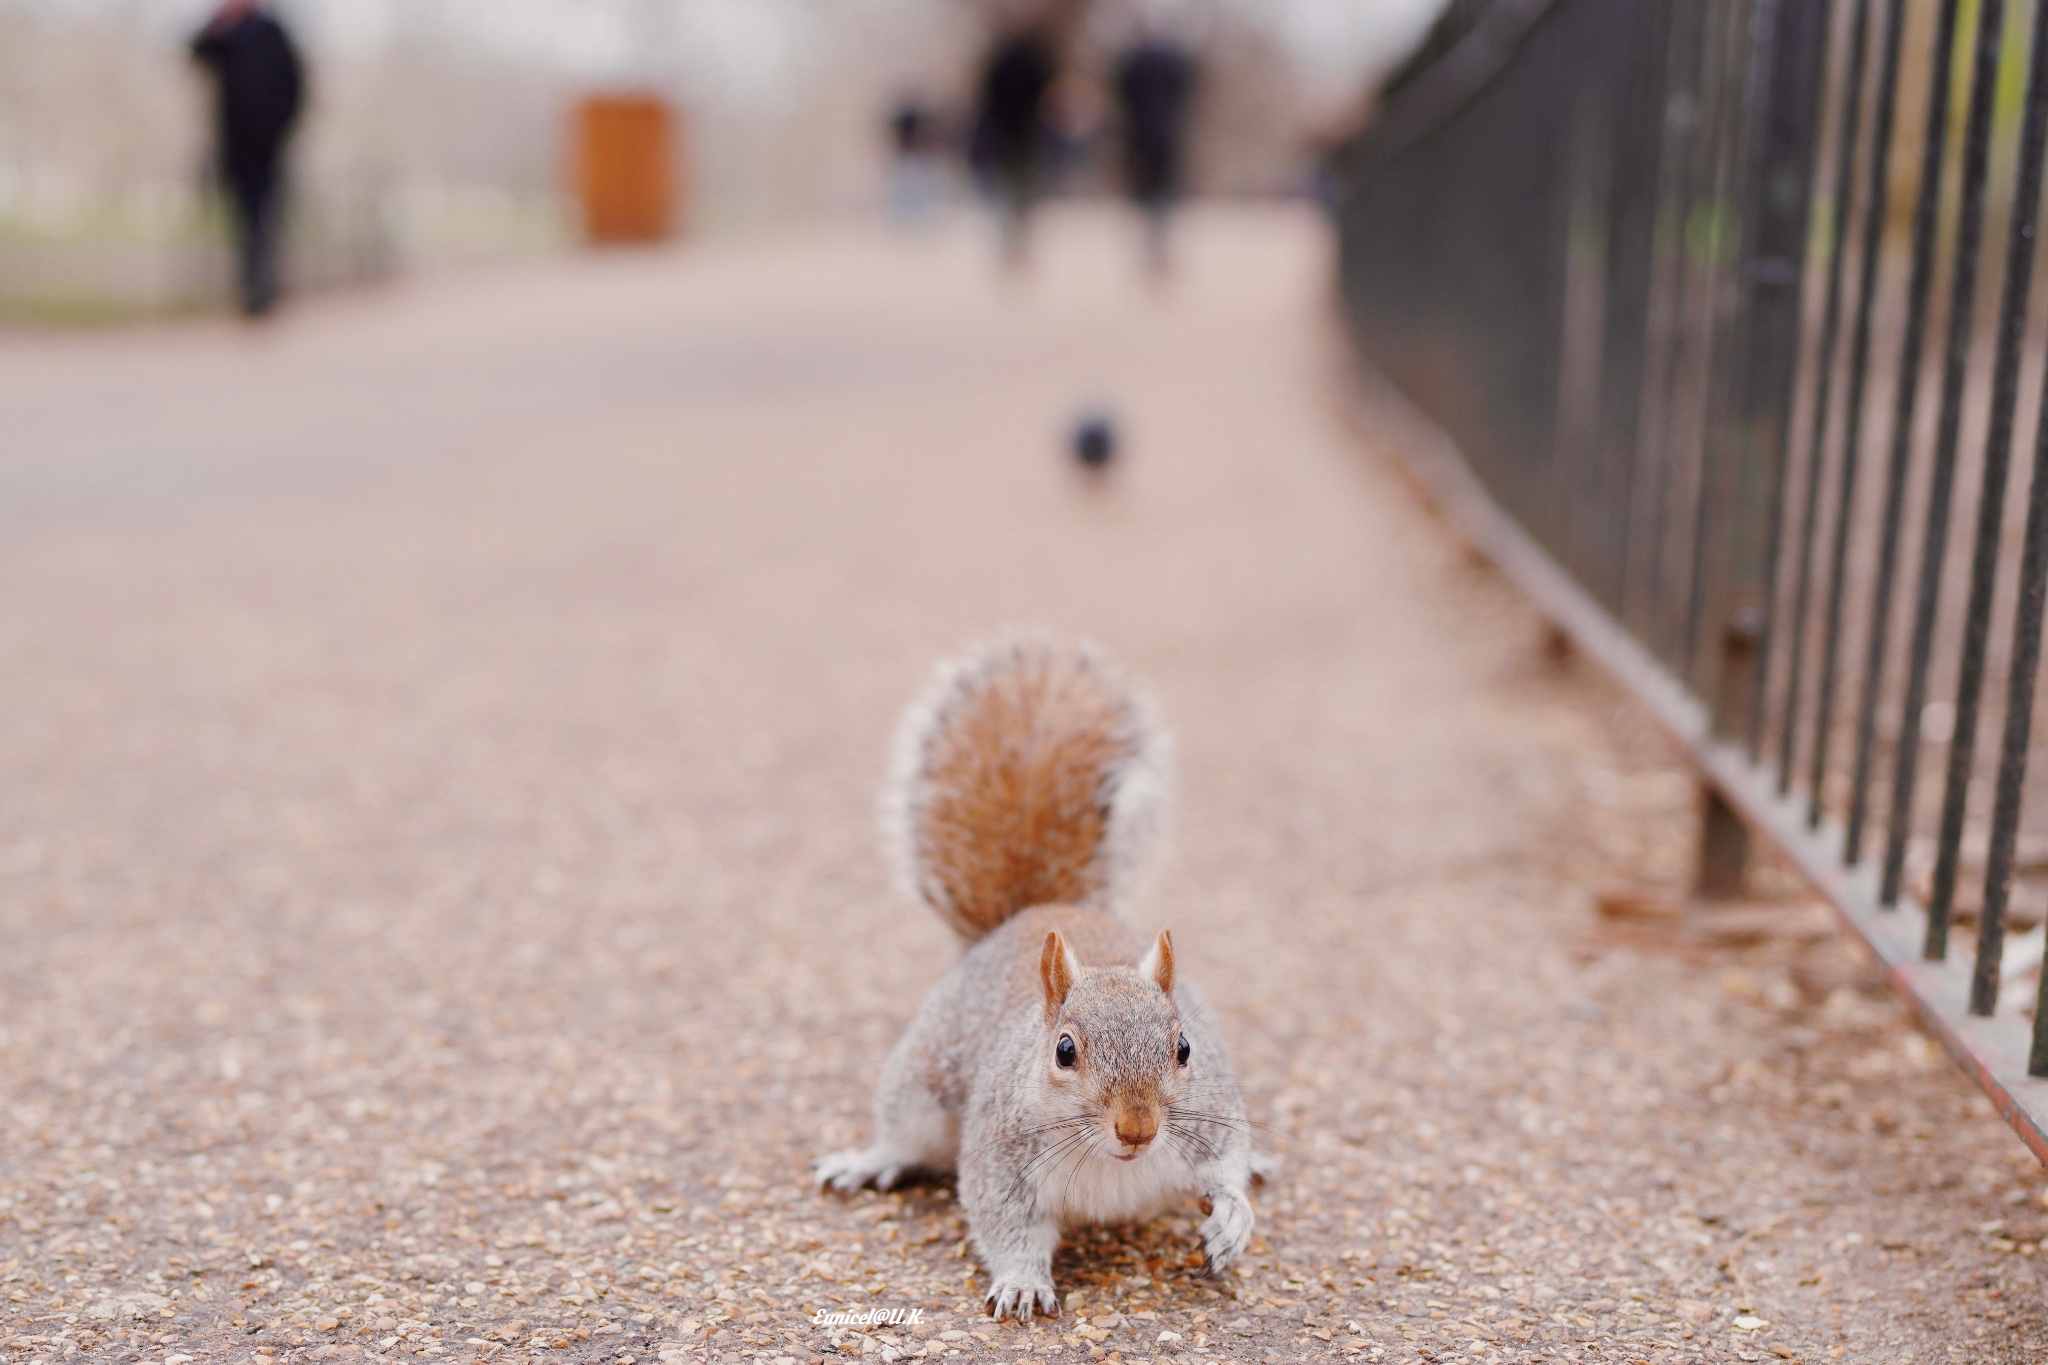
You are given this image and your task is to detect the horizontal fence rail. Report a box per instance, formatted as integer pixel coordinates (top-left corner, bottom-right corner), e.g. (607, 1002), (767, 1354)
(1337, 0), (2048, 1160)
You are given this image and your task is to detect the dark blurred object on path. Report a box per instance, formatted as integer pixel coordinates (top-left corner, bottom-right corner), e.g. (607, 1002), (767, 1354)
(1114, 37), (1195, 279)
(1071, 409), (1118, 473)
(886, 97), (947, 227)
(970, 29), (1057, 268)
(190, 0), (303, 317)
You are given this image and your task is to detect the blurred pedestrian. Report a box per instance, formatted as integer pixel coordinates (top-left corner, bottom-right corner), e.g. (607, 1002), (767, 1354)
(970, 28), (1057, 269)
(886, 97), (947, 227)
(1114, 35), (1195, 280)
(191, 0), (304, 317)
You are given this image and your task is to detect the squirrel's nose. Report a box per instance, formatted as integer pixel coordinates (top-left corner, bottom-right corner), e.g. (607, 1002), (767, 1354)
(1113, 1106), (1159, 1148)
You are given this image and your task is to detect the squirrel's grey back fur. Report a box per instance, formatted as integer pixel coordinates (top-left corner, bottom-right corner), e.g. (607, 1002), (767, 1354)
(816, 636), (1255, 1322)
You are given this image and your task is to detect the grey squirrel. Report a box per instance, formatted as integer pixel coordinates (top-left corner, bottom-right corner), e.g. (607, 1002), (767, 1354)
(814, 637), (1257, 1321)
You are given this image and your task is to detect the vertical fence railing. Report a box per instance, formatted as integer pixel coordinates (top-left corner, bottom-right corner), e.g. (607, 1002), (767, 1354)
(1338, 0), (2048, 1161)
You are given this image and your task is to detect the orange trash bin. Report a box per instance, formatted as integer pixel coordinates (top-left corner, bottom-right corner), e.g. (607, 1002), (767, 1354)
(574, 94), (680, 244)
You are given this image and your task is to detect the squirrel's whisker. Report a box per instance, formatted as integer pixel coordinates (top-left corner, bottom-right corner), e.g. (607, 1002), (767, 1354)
(1006, 1129), (1094, 1201)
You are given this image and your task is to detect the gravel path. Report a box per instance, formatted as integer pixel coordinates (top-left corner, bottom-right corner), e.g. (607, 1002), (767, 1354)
(1, 207), (2042, 1365)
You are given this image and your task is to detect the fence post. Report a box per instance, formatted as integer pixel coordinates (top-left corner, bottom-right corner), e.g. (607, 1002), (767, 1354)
(1692, 0), (1830, 896)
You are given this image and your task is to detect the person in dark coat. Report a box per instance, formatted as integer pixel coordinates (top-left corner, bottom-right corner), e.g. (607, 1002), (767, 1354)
(970, 29), (1057, 268)
(1114, 36), (1195, 278)
(191, 0), (305, 316)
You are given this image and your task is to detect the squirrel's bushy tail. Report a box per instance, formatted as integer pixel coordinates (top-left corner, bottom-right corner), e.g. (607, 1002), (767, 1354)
(883, 636), (1171, 942)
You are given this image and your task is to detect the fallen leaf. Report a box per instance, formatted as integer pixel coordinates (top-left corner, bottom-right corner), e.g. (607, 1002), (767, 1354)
(1595, 888), (1683, 923)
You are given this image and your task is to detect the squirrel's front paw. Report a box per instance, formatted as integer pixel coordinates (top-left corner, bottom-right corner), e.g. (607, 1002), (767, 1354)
(1197, 1189), (1254, 1276)
(985, 1280), (1060, 1323)
(812, 1147), (906, 1195)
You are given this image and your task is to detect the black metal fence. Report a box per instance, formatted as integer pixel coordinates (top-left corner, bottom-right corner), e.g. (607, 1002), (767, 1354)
(1337, 0), (2048, 1159)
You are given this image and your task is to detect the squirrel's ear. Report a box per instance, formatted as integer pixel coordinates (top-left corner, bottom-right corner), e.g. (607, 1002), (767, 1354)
(1140, 928), (1174, 996)
(1041, 930), (1078, 1021)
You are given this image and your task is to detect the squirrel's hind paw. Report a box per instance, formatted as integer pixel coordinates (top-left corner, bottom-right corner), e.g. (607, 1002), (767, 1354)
(811, 1147), (906, 1195)
(986, 1282), (1060, 1323)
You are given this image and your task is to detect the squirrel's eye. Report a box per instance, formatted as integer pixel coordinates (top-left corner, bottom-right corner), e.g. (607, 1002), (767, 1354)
(1176, 1034), (1191, 1066)
(1055, 1035), (1077, 1069)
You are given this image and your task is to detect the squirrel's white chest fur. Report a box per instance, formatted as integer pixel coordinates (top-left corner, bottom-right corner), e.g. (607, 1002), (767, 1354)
(1039, 1143), (1196, 1228)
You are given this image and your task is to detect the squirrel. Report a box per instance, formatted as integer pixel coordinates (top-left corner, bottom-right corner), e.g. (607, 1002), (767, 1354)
(813, 636), (1256, 1322)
